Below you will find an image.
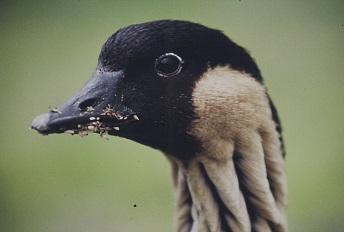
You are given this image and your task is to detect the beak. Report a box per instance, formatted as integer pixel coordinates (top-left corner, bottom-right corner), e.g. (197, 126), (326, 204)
(31, 70), (137, 136)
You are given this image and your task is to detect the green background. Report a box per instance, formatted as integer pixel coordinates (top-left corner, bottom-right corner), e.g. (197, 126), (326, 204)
(1, 1), (343, 231)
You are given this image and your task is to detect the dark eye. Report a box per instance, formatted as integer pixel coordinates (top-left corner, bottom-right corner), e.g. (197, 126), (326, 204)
(155, 53), (184, 77)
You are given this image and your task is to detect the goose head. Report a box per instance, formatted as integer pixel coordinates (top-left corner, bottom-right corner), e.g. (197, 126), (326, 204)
(31, 20), (287, 232)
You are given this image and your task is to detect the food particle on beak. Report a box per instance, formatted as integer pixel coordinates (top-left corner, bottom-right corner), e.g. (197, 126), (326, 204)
(87, 125), (95, 131)
(64, 130), (75, 134)
(50, 108), (62, 114)
(86, 106), (94, 112)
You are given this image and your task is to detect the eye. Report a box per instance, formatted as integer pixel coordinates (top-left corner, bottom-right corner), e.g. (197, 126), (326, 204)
(155, 53), (184, 77)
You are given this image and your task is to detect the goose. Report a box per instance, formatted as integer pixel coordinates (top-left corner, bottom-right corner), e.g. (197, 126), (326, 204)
(31, 20), (287, 232)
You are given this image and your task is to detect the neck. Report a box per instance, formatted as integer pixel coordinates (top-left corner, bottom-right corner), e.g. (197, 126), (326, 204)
(167, 67), (287, 232)
(168, 139), (287, 232)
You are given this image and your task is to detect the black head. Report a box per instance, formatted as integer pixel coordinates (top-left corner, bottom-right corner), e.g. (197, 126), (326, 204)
(98, 20), (261, 80)
(31, 20), (262, 159)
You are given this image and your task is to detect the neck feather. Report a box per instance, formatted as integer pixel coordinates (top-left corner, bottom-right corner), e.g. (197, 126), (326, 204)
(168, 147), (287, 232)
(167, 67), (287, 232)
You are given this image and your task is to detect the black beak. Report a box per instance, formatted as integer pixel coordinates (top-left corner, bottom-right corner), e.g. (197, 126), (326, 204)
(31, 70), (137, 136)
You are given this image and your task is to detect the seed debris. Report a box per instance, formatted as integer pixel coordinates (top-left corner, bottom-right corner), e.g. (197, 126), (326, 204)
(64, 130), (75, 134)
(50, 107), (62, 114)
(73, 120), (112, 139)
(87, 125), (95, 130)
(61, 104), (140, 139)
(86, 106), (94, 112)
(101, 104), (124, 120)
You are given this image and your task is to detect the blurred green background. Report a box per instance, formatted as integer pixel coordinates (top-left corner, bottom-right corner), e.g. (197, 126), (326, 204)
(1, 1), (343, 231)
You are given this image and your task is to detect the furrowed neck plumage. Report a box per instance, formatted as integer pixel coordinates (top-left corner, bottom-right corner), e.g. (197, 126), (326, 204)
(167, 66), (287, 232)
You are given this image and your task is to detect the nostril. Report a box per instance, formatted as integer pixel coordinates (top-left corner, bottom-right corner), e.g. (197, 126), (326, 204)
(79, 98), (98, 110)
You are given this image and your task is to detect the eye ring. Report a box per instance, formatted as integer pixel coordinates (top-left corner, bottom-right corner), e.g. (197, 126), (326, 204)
(155, 53), (184, 77)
